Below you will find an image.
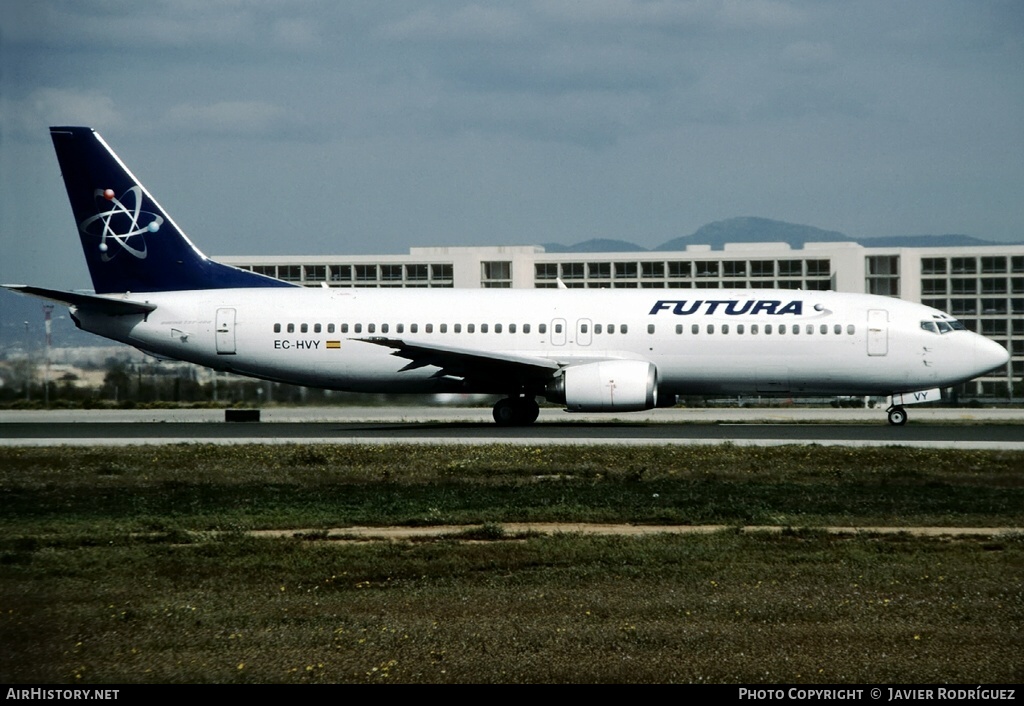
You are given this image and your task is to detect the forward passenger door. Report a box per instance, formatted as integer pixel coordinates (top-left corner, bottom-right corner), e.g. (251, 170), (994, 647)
(867, 309), (888, 356)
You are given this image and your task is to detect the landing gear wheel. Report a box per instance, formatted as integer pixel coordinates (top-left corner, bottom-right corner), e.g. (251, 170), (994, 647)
(493, 398), (517, 426)
(887, 406), (908, 426)
(492, 397), (540, 426)
(519, 398), (540, 425)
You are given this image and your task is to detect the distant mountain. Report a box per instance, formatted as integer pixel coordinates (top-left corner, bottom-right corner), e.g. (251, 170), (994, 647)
(540, 238), (648, 253)
(855, 234), (1000, 248)
(655, 217), (850, 251)
(540, 217), (1016, 253)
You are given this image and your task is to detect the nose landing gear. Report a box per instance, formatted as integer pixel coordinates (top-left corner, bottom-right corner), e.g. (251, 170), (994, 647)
(886, 405), (908, 426)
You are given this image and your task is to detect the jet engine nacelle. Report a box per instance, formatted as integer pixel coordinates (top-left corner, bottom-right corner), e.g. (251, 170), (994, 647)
(546, 360), (658, 412)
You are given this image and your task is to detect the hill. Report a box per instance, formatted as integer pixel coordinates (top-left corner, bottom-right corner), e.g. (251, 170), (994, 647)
(540, 238), (648, 253)
(655, 217), (849, 250)
(539, 217), (1014, 252)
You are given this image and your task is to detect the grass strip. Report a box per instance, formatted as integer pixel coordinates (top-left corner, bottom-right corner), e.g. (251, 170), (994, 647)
(1, 445), (1022, 537)
(1, 444), (1021, 684)
(2, 531), (1020, 683)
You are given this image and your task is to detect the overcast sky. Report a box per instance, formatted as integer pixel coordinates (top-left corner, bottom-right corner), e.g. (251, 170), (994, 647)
(1, 0), (1022, 290)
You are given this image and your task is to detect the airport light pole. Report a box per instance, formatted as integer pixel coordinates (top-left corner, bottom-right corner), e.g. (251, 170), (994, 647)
(43, 305), (53, 407)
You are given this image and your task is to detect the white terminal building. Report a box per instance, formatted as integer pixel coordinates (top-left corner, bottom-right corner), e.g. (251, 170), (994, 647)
(220, 240), (1024, 399)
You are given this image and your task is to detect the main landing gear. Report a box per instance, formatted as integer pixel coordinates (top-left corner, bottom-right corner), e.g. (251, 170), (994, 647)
(493, 397), (540, 426)
(886, 406), (908, 426)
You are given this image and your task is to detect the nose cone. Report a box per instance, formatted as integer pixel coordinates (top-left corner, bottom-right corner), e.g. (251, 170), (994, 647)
(974, 335), (1010, 376)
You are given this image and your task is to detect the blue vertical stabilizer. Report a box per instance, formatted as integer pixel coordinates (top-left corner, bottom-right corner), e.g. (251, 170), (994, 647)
(50, 126), (295, 293)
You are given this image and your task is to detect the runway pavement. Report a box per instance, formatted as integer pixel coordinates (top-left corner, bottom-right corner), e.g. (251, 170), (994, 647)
(2, 406), (1023, 448)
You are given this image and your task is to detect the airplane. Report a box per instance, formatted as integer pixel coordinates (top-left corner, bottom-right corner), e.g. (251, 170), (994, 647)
(3, 127), (1010, 426)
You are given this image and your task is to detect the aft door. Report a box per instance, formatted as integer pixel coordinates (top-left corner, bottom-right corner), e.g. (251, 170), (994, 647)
(867, 309), (888, 356)
(216, 308), (236, 355)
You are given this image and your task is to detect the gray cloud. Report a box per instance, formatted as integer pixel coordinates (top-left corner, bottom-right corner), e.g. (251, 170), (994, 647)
(1, 0), (1021, 290)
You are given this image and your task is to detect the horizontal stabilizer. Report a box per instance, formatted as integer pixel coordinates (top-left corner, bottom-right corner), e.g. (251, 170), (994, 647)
(3, 284), (157, 316)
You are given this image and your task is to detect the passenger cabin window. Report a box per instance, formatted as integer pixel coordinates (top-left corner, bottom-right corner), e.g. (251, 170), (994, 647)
(426, 324), (433, 333)
(647, 324), (655, 334)
(495, 323), (503, 333)
(554, 323), (562, 333)
(523, 324), (531, 334)
(367, 324), (375, 333)
(287, 324), (295, 333)
(301, 324), (308, 333)
(440, 324), (447, 333)
(621, 325), (628, 334)
(381, 324), (389, 333)
(327, 324), (335, 333)
(467, 324), (475, 333)
(274, 323), (281, 333)
(410, 324), (418, 333)
(454, 324), (461, 333)
(341, 323), (349, 333)
(539, 324), (547, 334)
(354, 324), (362, 333)
(481, 324), (488, 333)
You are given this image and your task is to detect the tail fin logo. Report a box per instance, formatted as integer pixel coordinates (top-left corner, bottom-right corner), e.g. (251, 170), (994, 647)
(78, 186), (163, 261)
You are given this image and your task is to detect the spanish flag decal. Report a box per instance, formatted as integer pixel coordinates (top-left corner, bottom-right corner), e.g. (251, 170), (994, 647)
(326, 340), (341, 349)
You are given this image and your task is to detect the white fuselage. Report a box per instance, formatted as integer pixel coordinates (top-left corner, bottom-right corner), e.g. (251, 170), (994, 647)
(72, 287), (1008, 400)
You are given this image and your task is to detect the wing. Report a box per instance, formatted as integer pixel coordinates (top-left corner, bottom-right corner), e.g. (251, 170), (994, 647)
(357, 337), (562, 390)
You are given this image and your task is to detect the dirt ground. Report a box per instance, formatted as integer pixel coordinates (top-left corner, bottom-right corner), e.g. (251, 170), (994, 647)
(247, 523), (1021, 541)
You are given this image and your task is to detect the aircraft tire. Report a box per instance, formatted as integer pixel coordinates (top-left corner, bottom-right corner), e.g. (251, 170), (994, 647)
(517, 398), (540, 425)
(493, 397), (540, 426)
(887, 406), (908, 426)
(493, 398), (518, 426)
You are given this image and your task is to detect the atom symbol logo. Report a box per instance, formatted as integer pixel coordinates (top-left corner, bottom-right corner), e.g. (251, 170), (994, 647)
(78, 186), (163, 261)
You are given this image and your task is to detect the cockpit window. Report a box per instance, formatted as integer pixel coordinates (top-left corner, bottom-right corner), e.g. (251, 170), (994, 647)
(922, 318), (966, 334)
